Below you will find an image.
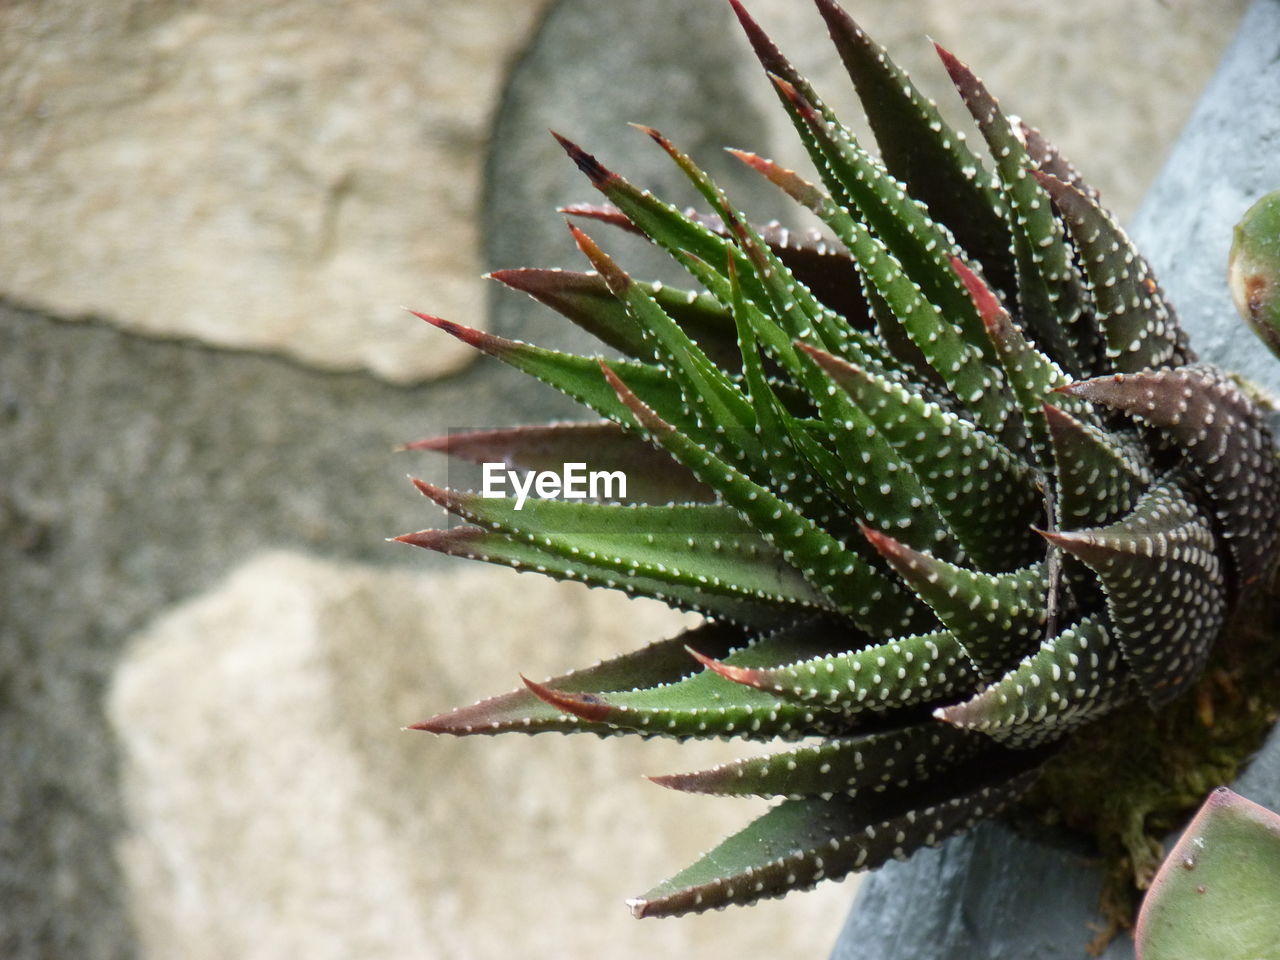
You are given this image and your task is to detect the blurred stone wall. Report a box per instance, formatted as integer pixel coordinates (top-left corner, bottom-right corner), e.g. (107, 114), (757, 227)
(0, 1), (1249, 958)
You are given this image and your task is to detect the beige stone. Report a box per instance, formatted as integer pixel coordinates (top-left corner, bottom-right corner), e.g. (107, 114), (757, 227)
(0, 0), (550, 383)
(746, 0), (1249, 222)
(109, 552), (853, 960)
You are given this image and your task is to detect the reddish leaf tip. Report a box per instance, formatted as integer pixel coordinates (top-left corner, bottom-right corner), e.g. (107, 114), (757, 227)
(407, 476), (451, 506)
(795, 340), (841, 370)
(600, 361), (670, 433)
(1040, 401), (1075, 430)
(643, 772), (688, 792)
(932, 40), (964, 76)
(391, 527), (484, 552)
(628, 122), (665, 144)
(484, 267), (522, 286)
(768, 73), (814, 118)
(550, 130), (612, 185)
(410, 310), (494, 352)
(520, 674), (615, 723)
(406, 714), (459, 734)
(725, 147), (767, 173)
(1030, 169), (1069, 197)
(685, 645), (760, 687)
(858, 521), (906, 560)
(726, 0), (761, 34)
(950, 257), (1006, 332)
(566, 222), (629, 289)
(398, 434), (449, 453)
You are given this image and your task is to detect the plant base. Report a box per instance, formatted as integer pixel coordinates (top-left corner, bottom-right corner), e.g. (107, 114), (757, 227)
(1016, 568), (1280, 951)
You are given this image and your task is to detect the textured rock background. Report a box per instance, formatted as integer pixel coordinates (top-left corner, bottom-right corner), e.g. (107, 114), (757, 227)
(0, 0), (552, 383)
(0, 1), (1253, 958)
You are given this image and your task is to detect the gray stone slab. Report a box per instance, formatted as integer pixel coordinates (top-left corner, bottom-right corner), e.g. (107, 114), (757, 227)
(831, 2), (1280, 958)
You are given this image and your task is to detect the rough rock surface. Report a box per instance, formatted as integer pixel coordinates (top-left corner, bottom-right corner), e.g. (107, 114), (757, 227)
(110, 552), (852, 960)
(0, 0), (551, 383)
(831, 2), (1280, 957)
(0, 0), (1261, 958)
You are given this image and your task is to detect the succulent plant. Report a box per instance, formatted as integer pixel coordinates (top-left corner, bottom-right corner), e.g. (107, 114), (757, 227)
(399, 0), (1280, 922)
(1230, 189), (1280, 358)
(1135, 788), (1280, 960)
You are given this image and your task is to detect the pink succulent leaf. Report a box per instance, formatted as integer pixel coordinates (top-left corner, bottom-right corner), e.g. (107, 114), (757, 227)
(1136, 788), (1280, 959)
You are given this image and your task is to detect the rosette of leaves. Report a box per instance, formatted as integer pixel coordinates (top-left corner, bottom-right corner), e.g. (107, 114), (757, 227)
(398, 0), (1280, 920)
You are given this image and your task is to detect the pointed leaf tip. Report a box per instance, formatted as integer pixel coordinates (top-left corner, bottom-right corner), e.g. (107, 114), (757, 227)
(567, 223), (631, 291)
(856, 520), (898, 557)
(599, 360), (672, 434)
(932, 40), (964, 78)
(793, 340), (849, 378)
(398, 434), (448, 453)
(628, 121), (665, 144)
(392, 526), (485, 552)
(410, 310), (506, 354)
(684, 645), (758, 686)
(768, 74), (816, 120)
(407, 713), (467, 734)
(857, 522), (935, 577)
(949, 256), (1004, 328)
(406, 476), (458, 511)
(550, 130), (613, 185)
(520, 674), (615, 723)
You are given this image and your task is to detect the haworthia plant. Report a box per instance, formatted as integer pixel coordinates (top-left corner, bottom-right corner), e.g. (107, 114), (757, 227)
(399, 0), (1280, 922)
(1135, 788), (1280, 960)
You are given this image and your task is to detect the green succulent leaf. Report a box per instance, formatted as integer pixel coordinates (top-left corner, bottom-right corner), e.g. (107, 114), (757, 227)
(936, 616), (1129, 748)
(809, 0), (1013, 294)
(411, 312), (694, 433)
(804, 343), (1041, 571)
(693, 628), (978, 718)
(1043, 405), (1152, 528)
(935, 44), (1092, 375)
(563, 201), (872, 328)
(1035, 171), (1191, 373)
(732, 134), (1016, 441)
(520, 618), (855, 740)
(600, 360), (931, 636)
(1041, 469), (1227, 708)
(629, 759), (1043, 917)
(409, 479), (835, 614)
(404, 422), (713, 505)
(412, 621), (748, 736)
(395, 526), (795, 625)
(860, 526), (1049, 681)
(649, 722), (985, 799)
(1017, 120), (1099, 203)
(490, 267), (742, 370)
(1063, 365), (1280, 587)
